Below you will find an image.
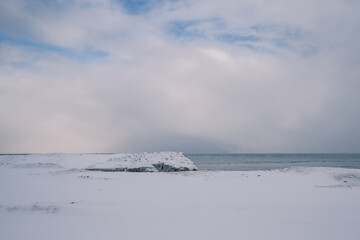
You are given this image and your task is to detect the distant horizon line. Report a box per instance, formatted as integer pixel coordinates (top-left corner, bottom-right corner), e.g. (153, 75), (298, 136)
(1, 152), (360, 155)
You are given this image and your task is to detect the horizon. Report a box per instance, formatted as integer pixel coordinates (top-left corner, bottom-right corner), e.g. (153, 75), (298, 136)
(1, 152), (360, 155)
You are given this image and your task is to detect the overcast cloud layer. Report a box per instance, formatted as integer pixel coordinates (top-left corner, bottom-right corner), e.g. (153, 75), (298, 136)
(1, 0), (359, 153)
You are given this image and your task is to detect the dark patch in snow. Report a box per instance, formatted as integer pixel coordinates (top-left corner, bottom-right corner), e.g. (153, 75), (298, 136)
(13, 163), (61, 169)
(152, 163), (191, 172)
(86, 167), (154, 172)
(5, 204), (58, 214)
(79, 175), (91, 179)
(333, 173), (360, 187)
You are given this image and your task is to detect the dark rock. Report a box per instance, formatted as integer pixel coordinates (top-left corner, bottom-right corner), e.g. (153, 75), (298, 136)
(86, 167), (153, 172)
(152, 163), (191, 172)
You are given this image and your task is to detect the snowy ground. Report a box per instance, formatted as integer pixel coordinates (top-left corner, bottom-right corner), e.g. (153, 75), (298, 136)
(1, 155), (360, 240)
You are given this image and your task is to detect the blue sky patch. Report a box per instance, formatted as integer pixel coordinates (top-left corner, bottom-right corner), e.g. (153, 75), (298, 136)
(166, 18), (226, 41)
(250, 24), (306, 40)
(217, 33), (260, 44)
(164, 20), (318, 57)
(301, 45), (319, 57)
(166, 20), (206, 40)
(117, 0), (153, 14)
(10, 61), (28, 69)
(116, 0), (177, 15)
(0, 33), (108, 63)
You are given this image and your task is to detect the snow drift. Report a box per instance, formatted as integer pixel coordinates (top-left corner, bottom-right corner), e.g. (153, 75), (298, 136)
(1, 154), (360, 240)
(86, 152), (197, 172)
(0, 152), (198, 172)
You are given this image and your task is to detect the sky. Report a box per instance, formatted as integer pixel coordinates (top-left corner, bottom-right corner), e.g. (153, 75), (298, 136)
(0, 0), (360, 153)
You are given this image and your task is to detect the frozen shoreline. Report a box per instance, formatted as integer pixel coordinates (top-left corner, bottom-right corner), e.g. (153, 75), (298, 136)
(0, 152), (198, 172)
(1, 155), (360, 240)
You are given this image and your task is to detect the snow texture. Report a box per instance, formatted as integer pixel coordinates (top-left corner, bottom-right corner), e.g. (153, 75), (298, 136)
(86, 152), (198, 172)
(0, 154), (360, 240)
(0, 152), (198, 172)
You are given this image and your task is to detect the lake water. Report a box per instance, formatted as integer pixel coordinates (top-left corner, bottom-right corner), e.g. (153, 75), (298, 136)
(184, 153), (360, 171)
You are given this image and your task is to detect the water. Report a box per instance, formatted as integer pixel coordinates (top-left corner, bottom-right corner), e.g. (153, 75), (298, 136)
(184, 153), (360, 171)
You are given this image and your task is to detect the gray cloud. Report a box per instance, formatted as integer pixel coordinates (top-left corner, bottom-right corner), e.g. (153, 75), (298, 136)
(0, 0), (359, 153)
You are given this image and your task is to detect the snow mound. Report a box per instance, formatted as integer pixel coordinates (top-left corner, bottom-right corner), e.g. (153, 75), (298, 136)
(86, 152), (197, 172)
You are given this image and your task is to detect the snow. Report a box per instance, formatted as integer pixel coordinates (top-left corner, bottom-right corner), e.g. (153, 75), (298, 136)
(86, 152), (198, 172)
(0, 152), (198, 172)
(1, 154), (360, 240)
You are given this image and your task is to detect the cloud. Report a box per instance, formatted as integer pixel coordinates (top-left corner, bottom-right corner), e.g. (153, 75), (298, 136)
(0, 0), (360, 153)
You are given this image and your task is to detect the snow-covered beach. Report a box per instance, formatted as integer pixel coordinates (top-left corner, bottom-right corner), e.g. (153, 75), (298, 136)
(1, 153), (360, 240)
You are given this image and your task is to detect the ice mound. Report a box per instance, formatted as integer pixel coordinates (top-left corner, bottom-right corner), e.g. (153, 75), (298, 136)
(86, 152), (198, 172)
(0, 152), (198, 172)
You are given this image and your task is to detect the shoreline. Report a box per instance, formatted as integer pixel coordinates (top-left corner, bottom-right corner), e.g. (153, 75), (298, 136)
(1, 163), (360, 240)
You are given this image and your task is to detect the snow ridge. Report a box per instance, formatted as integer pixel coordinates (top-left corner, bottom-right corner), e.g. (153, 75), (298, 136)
(86, 152), (198, 172)
(0, 152), (198, 172)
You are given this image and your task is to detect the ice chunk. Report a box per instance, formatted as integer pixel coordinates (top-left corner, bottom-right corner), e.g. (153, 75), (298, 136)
(86, 152), (198, 172)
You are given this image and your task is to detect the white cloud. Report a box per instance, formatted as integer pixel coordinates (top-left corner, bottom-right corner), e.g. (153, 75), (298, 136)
(0, 0), (359, 153)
